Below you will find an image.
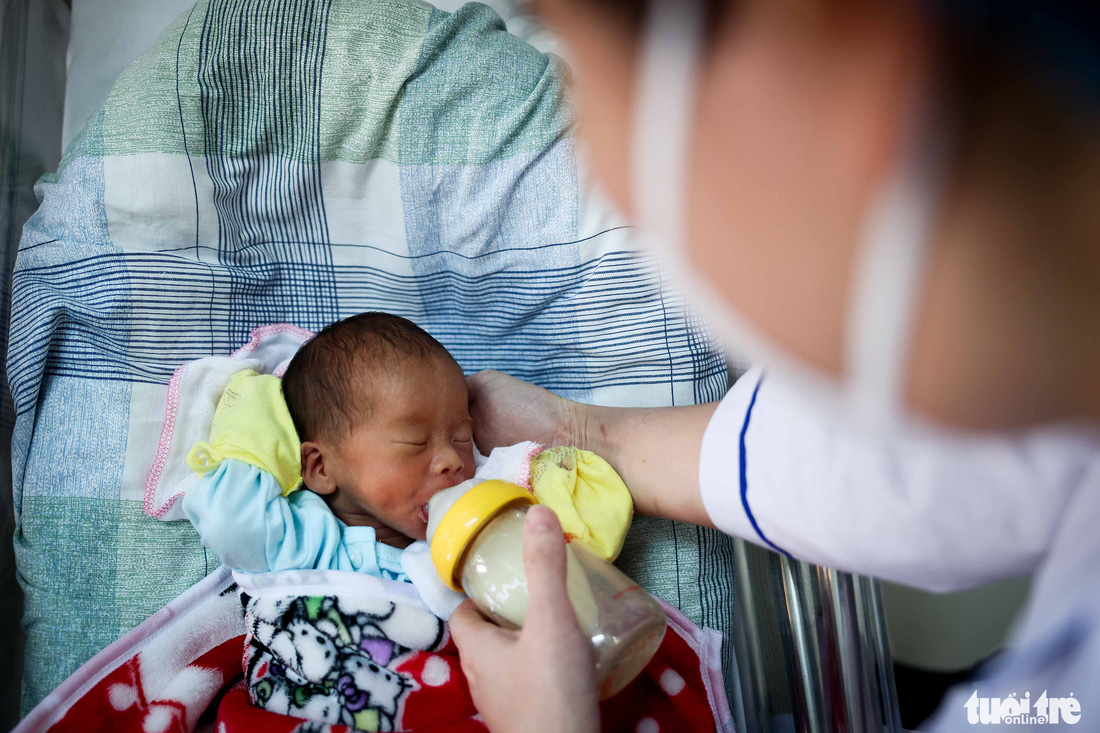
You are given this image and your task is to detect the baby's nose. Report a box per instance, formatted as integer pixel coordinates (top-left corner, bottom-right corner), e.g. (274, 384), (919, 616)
(435, 445), (464, 477)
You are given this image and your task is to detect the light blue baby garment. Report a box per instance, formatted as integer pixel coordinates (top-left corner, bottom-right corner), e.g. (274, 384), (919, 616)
(183, 458), (408, 580)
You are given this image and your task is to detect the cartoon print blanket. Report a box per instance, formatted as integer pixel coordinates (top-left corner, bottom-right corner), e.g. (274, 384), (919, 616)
(17, 566), (735, 733)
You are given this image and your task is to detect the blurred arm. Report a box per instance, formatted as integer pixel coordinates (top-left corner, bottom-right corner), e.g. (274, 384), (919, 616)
(698, 368), (1098, 591)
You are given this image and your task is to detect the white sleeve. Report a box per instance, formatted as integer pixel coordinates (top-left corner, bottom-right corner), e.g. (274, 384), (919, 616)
(699, 367), (1098, 592)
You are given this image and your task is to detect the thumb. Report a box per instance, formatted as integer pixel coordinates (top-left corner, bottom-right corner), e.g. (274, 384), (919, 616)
(522, 505), (579, 630)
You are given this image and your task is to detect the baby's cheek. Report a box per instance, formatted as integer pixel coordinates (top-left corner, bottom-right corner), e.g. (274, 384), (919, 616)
(461, 450), (476, 479)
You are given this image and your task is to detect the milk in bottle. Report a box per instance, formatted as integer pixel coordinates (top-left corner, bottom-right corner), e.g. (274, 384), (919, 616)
(428, 479), (666, 698)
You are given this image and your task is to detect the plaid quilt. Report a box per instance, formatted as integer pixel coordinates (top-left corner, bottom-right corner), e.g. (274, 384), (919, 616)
(9, 0), (735, 714)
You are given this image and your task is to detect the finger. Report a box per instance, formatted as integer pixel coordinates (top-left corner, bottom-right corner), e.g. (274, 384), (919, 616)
(465, 369), (499, 400)
(449, 599), (503, 652)
(466, 373), (484, 409)
(466, 373), (493, 453)
(521, 505), (579, 630)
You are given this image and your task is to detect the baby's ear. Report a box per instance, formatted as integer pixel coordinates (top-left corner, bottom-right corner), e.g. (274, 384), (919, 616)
(301, 442), (336, 495)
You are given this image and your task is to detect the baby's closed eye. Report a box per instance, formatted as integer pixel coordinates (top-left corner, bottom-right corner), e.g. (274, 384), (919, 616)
(453, 419), (474, 444)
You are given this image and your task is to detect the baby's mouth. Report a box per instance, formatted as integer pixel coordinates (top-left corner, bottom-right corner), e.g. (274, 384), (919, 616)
(418, 504), (429, 524)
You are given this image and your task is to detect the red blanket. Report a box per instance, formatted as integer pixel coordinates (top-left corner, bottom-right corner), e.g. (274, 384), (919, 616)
(17, 568), (734, 732)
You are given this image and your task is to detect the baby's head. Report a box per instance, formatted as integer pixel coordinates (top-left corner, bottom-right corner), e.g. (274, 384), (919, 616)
(282, 313), (475, 543)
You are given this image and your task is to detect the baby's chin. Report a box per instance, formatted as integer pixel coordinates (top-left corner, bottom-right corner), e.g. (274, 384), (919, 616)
(330, 507), (424, 545)
(378, 513), (426, 543)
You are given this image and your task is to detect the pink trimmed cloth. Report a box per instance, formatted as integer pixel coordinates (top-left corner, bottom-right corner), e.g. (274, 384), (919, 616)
(144, 324), (314, 521)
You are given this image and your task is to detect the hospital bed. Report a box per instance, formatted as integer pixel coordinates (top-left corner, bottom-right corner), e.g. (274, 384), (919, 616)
(0, 1), (901, 730)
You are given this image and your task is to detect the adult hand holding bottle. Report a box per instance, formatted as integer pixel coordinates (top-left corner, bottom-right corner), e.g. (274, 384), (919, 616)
(449, 505), (599, 733)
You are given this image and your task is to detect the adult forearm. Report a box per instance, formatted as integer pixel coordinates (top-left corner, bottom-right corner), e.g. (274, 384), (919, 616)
(572, 402), (719, 528)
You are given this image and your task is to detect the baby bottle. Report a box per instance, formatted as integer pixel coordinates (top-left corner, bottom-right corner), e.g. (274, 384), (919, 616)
(427, 478), (667, 699)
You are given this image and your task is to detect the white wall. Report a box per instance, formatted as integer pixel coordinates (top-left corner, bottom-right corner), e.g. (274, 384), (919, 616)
(883, 576), (1031, 671)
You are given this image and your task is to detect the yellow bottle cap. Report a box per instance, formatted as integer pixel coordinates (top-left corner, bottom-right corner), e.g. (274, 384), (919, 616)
(430, 479), (536, 592)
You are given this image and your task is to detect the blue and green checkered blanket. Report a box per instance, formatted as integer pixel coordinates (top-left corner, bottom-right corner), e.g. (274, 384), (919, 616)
(9, 0), (737, 714)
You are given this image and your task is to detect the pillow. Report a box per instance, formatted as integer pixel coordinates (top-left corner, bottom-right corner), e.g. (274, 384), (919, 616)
(10, 0), (731, 712)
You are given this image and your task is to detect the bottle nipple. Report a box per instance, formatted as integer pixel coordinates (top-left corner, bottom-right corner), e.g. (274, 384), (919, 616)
(425, 478), (479, 543)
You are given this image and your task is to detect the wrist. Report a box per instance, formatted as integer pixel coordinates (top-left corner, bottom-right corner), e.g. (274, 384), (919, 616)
(566, 400), (621, 467)
(560, 397), (594, 452)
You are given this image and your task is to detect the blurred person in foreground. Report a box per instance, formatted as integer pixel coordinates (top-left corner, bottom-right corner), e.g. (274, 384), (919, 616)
(448, 0), (1100, 730)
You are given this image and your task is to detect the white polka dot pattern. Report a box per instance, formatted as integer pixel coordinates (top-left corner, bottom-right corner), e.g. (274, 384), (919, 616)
(421, 656), (452, 687)
(659, 668), (685, 696)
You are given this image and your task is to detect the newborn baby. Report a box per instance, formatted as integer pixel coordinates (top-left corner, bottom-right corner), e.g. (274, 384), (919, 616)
(284, 312), (476, 547)
(183, 312), (477, 580)
(184, 310), (631, 590)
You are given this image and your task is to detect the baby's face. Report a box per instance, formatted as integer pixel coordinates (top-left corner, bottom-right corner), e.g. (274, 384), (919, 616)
(325, 356), (476, 541)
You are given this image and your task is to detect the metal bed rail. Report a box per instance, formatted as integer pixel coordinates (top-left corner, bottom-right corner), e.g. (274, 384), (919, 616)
(732, 538), (902, 732)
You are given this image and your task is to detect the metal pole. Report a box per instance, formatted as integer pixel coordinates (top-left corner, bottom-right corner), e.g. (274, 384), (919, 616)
(730, 540), (901, 732)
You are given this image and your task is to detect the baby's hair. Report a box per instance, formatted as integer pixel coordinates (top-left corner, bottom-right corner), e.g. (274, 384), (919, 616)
(282, 312), (455, 443)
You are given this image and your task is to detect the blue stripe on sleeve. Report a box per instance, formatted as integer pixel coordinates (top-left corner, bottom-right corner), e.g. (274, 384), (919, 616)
(739, 375), (793, 558)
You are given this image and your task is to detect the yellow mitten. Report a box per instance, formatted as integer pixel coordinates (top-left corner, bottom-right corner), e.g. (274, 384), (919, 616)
(186, 370), (302, 496)
(530, 447), (633, 561)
